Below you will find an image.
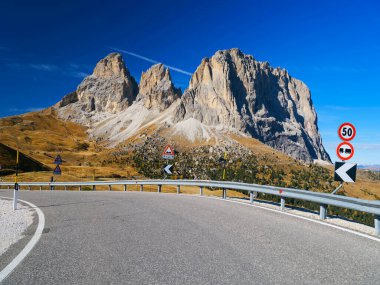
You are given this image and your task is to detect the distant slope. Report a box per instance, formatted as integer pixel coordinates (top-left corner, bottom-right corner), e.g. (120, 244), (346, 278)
(0, 142), (50, 175)
(0, 108), (378, 201)
(0, 109), (138, 180)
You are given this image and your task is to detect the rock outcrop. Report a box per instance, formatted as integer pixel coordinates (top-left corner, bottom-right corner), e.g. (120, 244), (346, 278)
(137, 63), (181, 111)
(174, 48), (330, 162)
(56, 49), (330, 163)
(75, 52), (138, 113)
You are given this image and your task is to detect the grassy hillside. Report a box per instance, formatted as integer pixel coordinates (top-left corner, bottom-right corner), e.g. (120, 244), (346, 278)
(0, 109), (379, 202)
(0, 142), (50, 175)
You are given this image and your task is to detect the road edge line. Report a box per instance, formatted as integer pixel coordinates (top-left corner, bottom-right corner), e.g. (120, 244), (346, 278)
(0, 197), (45, 282)
(193, 194), (380, 242)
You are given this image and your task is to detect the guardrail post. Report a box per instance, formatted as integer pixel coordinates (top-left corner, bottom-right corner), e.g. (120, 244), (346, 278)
(92, 185), (96, 191)
(375, 215), (380, 236)
(79, 186), (82, 191)
(200, 186), (203, 196)
(140, 185), (143, 192)
(108, 185), (112, 191)
(124, 185), (127, 192)
(177, 185), (180, 194)
(158, 185), (162, 193)
(222, 188), (227, 199)
(64, 186), (67, 191)
(8, 185), (10, 190)
(40, 186), (42, 191)
(280, 197), (285, 211)
(28, 186), (31, 191)
(320, 204), (327, 220)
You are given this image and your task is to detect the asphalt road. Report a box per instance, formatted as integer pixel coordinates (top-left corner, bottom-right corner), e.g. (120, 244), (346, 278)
(1, 190), (380, 284)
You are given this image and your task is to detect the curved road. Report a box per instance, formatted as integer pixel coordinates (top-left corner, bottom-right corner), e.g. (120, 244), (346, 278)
(1, 190), (379, 284)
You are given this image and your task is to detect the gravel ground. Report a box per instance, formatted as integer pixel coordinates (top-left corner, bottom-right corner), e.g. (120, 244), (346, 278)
(0, 199), (34, 256)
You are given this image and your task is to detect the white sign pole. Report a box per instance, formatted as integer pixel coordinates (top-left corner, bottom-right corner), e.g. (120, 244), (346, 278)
(13, 186), (18, 210)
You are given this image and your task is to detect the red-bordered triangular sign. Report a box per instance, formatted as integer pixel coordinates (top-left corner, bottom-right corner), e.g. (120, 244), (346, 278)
(163, 145), (174, 155)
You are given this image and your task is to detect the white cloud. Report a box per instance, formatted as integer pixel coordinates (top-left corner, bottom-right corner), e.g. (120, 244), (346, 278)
(29, 64), (58, 71)
(6, 61), (88, 79)
(9, 107), (45, 113)
(111, 47), (193, 76)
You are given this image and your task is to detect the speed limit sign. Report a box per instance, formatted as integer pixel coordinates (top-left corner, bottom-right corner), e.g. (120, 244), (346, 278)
(338, 123), (356, 141)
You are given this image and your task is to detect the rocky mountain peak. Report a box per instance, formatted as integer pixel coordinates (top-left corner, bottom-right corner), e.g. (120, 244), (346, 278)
(59, 52), (138, 115)
(175, 49), (331, 163)
(93, 52), (129, 78)
(56, 49), (330, 164)
(137, 63), (181, 111)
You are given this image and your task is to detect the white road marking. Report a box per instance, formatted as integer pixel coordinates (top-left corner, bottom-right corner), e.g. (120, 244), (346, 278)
(0, 197), (45, 282)
(195, 195), (380, 242)
(139, 191), (380, 242)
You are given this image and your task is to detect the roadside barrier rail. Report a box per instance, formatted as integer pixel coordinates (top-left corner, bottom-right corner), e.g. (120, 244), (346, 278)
(1, 179), (379, 236)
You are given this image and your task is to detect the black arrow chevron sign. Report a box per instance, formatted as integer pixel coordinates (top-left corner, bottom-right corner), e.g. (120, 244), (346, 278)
(334, 162), (357, 183)
(163, 164), (173, 175)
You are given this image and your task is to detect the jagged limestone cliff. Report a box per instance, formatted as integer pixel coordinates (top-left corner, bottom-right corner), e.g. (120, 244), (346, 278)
(56, 50), (330, 163)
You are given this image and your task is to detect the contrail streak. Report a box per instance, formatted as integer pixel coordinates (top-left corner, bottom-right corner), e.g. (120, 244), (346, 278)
(110, 47), (193, 76)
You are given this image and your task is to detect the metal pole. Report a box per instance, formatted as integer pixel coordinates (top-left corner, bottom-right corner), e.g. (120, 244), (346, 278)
(280, 197), (285, 211)
(13, 183), (18, 210)
(124, 184), (127, 192)
(140, 185), (143, 192)
(250, 192), (254, 203)
(40, 186), (42, 191)
(158, 185), (162, 193)
(28, 186), (31, 191)
(200, 186), (203, 196)
(92, 185), (96, 191)
(176, 185), (180, 194)
(331, 183), (343, 195)
(79, 186), (82, 191)
(320, 204), (327, 220)
(375, 215), (380, 237)
(13, 150), (19, 211)
(108, 185), (112, 191)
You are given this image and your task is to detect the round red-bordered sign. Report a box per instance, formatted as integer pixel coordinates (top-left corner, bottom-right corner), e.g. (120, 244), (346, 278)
(336, 141), (354, 161)
(338, 122), (356, 141)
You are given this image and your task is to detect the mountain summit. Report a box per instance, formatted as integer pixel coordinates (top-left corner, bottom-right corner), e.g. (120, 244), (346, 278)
(174, 48), (330, 162)
(56, 49), (330, 163)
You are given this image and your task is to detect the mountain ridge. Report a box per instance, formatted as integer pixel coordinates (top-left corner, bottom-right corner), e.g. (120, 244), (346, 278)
(55, 48), (331, 163)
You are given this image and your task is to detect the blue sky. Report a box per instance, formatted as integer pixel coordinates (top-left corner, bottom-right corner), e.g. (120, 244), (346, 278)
(0, 0), (379, 164)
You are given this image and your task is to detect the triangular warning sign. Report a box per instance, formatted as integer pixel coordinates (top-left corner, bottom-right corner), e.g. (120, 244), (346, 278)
(53, 165), (62, 175)
(163, 145), (174, 155)
(54, 155), (63, 165)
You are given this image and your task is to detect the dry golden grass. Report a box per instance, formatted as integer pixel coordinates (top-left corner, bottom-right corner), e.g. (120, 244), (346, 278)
(1, 110), (379, 200)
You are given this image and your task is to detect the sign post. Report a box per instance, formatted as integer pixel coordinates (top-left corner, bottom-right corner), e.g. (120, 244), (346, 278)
(162, 145), (174, 179)
(334, 122), (357, 187)
(13, 150), (19, 210)
(51, 155), (63, 190)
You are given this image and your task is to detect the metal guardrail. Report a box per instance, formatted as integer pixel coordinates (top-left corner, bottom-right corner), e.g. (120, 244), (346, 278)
(1, 179), (379, 236)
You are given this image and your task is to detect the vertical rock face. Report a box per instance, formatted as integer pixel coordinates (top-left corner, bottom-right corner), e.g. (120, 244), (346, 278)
(174, 48), (330, 162)
(75, 52), (138, 113)
(137, 63), (181, 111)
(56, 49), (330, 163)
